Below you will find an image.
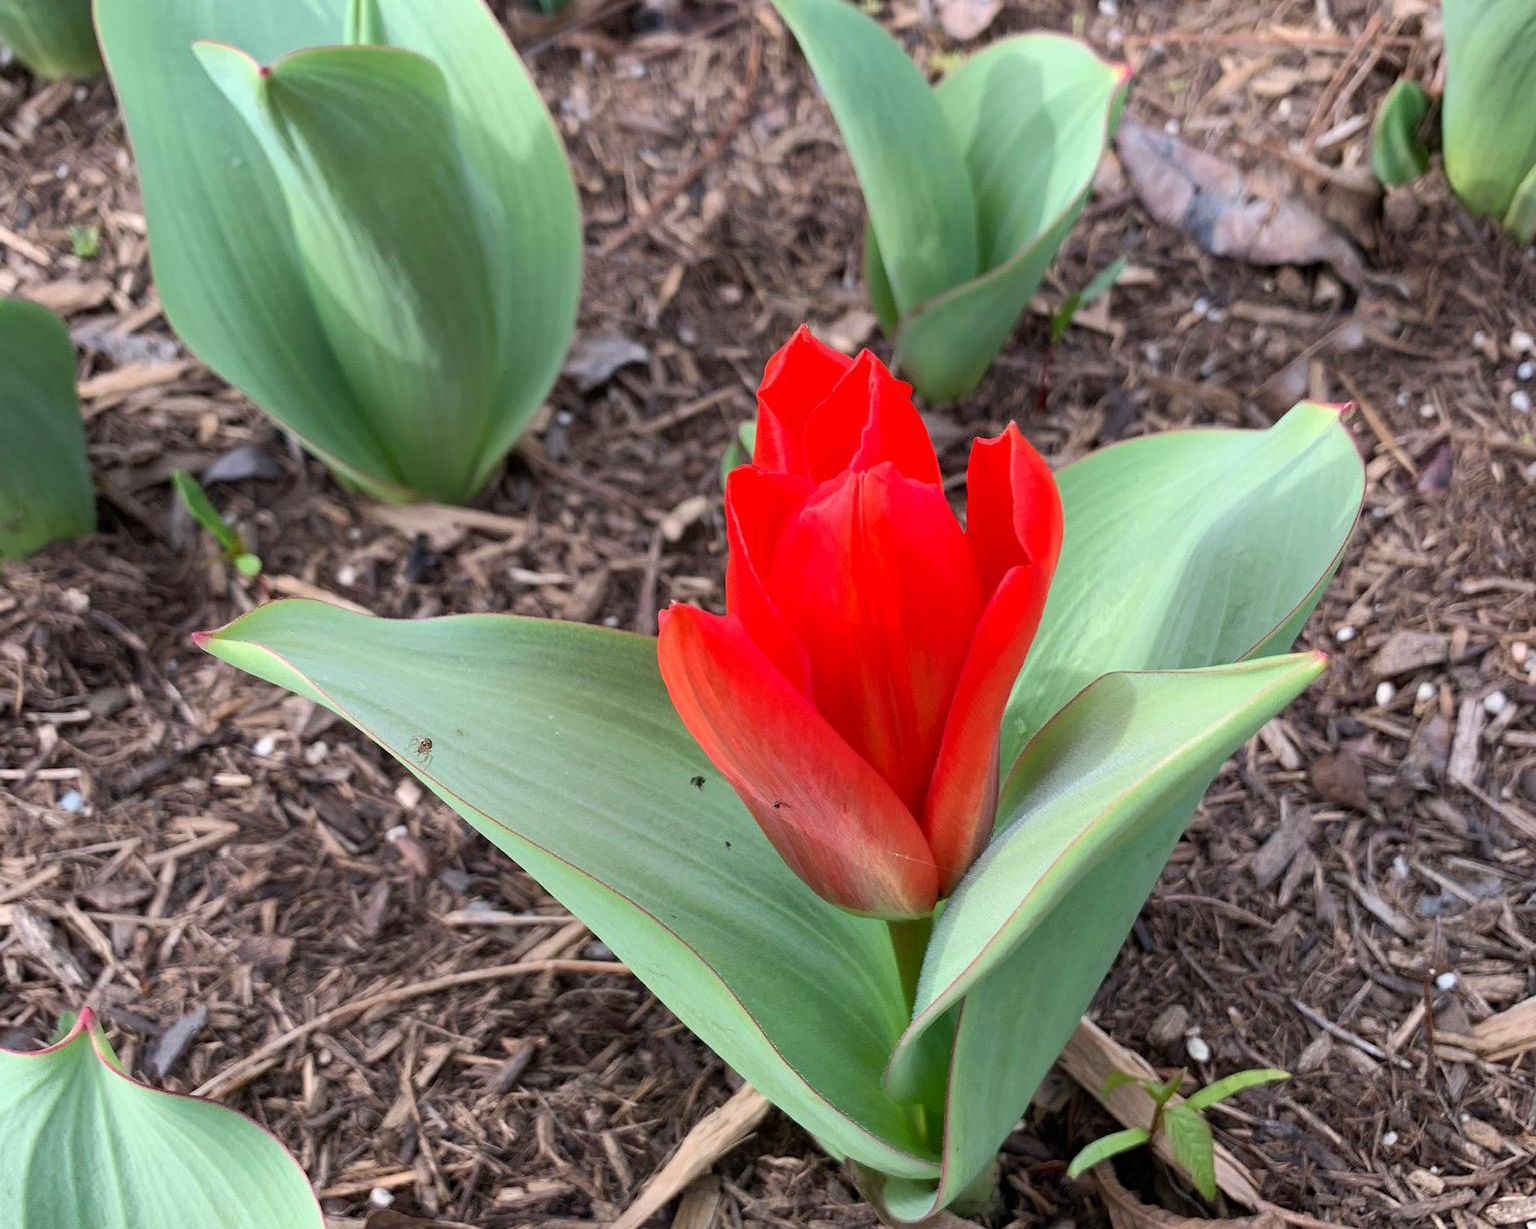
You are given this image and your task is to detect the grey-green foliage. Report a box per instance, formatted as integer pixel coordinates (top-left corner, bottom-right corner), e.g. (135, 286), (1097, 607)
(0, 298), (94, 560)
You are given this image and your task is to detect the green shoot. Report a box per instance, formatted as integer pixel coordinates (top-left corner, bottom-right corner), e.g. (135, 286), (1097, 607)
(719, 420), (757, 490)
(172, 469), (261, 577)
(1051, 255), (1126, 344)
(69, 224), (101, 259)
(1070, 1065), (1289, 1201)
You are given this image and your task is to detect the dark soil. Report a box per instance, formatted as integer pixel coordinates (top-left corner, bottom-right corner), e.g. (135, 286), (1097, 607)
(3, 1), (1533, 1226)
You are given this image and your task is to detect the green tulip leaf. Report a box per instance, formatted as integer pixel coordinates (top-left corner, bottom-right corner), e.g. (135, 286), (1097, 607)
(0, 0), (100, 78)
(197, 601), (940, 1179)
(0, 298), (95, 560)
(1502, 158), (1536, 245)
(1065, 1127), (1151, 1180)
(0, 1009), (323, 1228)
(1443, 0), (1536, 234)
(775, 0), (1126, 401)
(887, 36), (1129, 401)
(1370, 79), (1432, 186)
(771, 0), (977, 321)
(875, 654), (1324, 1215)
(96, 0), (581, 504)
(1002, 401), (1364, 767)
(195, 39), (501, 503)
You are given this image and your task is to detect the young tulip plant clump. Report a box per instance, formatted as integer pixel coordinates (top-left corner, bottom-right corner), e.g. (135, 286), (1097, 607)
(199, 327), (1364, 1219)
(96, 0), (582, 505)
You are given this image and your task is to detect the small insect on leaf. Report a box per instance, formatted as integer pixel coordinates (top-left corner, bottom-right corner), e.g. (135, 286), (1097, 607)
(407, 735), (434, 766)
(690, 775), (706, 790)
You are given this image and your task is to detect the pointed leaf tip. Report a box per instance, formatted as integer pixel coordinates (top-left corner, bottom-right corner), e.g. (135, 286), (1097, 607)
(190, 630), (212, 648)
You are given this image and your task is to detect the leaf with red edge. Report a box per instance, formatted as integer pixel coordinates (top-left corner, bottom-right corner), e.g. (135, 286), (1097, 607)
(0, 1008), (323, 1228)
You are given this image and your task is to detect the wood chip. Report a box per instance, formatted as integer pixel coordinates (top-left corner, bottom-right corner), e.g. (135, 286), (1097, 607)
(78, 360), (191, 401)
(1485, 1195), (1536, 1226)
(610, 1083), (772, 1229)
(21, 278), (112, 314)
(1371, 630), (1450, 677)
(1448, 697), (1485, 788)
(1095, 1155), (1282, 1229)
(1251, 800), (1315, 889)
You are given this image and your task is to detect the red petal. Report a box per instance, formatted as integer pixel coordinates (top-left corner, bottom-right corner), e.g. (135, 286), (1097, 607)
(755, 325), (854, 476)
(658, 604), (939, 918)
(724, 466), (816, 695)
(965, 425), (1063, 596)
(802, 350), (941, 486)
(769, 465), (982, 815)
(922, 563), (1052, 893)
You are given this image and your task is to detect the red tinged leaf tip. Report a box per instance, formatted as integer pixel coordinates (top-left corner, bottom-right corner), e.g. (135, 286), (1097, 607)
(656, 327), (1063, 916)
(190, 630), (212, 648)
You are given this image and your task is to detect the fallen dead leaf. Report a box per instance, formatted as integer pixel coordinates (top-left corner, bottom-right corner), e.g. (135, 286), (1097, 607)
(1309, 750), (1372, 813)
(936, 0), (1002, 41)
(1116, 117), (1365, 286)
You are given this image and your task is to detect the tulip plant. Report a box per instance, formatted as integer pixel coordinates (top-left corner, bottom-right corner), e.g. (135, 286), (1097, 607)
(771, 0), (1129, 402)
(198, 328), (1362, 1219)
(0, 298), (94, 561)
(96, 0), (582, 505)
(1372, 0), (1536, 243)
(2, 1009), (323, 1226)
(0, 0), (100, 79)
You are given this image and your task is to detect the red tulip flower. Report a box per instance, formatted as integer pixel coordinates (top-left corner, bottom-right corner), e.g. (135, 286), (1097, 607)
(658, 327), (1063, 919)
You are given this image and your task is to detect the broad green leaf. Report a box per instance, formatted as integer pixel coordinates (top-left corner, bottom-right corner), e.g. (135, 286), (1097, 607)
(1161, 1104), (1217, 1200)
(1065, 1127), (1150, 1179)
(1370, 79), (1432, 186)
(885, 36), (1128, 400)
(1503, 158), (1536, 245)
(198, 601), (940, 1179)
(1183, 1068), (1289, 1113)
(771, 0), (977, 320)
(196, 40), (501, 503)
(0, 298), (94, 559)
(0, 0), (99, 78)
(0, 1009), (323, 1228)
(1002, 402), (1363, 767)
(876, 655), (1323, 1214)
(1443, 0), (1536, 229)
(96, 0), (581, 504)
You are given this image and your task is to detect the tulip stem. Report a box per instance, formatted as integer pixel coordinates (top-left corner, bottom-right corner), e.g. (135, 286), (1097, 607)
(887, 915), (934, 1012)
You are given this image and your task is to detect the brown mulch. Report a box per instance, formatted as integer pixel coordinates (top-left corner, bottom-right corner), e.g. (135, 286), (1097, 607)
(2, 1), (1533, 1227)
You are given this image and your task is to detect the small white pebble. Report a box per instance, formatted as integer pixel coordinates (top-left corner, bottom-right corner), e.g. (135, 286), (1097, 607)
(1193, 295), (1212, 317)
(1484, 690), (1509, 716)
(335, 564), (359, 587)
(1512, 329), (1535, 354)
(1519, 361), (1535, 381)
(1277, 98), (1293, 118)
(1473, 329), (1489, 349)
(602, 615), (619, 627)
(1207, 307), (1227, 323)
(1382, 1130), (1399, 1146)
(1513, 642), (1530, 666)
(1396, 391), (1409, 406)
(1164, 119), (1181, 135)
(1097, 0), (1118, 13)
(58, 789), (85, 813)
(1335, 624), (1357, 644)
(1415, 680), (1437, 704)
(1375, 681), (1397, 707)
(385, 824), (409, 844)
(1185, 1035), (1211, 1063)
(1435, 971), (1459, 992)
(252, 734), (277, 757)
(1392, 854), (1409, 878)
(368, 1188), (395, 1209)
(1419, 402), (1436, 419)
(1512, 390), (1533, 414)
